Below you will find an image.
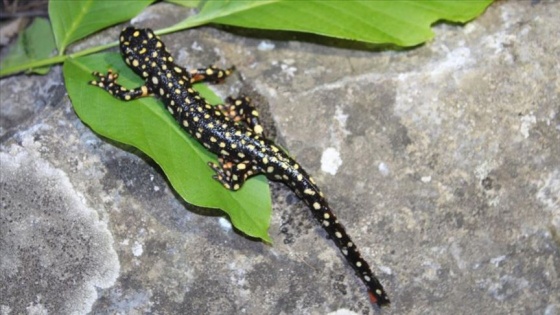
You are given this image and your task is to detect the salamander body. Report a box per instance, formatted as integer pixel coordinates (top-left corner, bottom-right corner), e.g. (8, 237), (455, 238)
(90, 27), (390, 306)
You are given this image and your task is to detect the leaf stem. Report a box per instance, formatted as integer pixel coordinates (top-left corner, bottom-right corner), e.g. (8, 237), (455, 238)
(0, 40), (118, 77)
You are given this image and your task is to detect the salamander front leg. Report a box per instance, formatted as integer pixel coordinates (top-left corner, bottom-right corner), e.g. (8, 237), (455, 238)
(208, 158), (257, 191)
(90, 70), (150, 101)
(189, 65), (235, 84)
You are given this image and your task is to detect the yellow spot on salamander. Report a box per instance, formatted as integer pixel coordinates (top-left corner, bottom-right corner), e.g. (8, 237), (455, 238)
(303, 189), (315, 195)
(254, 125), (264, 134)
(140, 86), (149, 96)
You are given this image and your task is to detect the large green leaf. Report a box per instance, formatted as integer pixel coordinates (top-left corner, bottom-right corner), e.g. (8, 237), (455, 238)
(165, 0), (201, 8)
(49, 0), (154, 54)
(168, 0), (493, 46)
(63, 53), (272, 242)
(0, 18), (55, 75)
(0, 0), (494, 77)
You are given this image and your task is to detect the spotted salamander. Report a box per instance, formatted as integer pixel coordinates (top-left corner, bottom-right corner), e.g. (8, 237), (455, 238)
(90, 27), (390, 306)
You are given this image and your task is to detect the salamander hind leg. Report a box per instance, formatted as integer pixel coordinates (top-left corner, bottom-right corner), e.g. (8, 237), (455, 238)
(90, 70), (150, 101)
(189, 65), (235, 84)
(218, 96), (265, 136)
(208, 158), (256, 191)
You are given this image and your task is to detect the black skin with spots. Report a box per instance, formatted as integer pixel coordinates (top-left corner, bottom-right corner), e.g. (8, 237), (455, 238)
(90, 27), (390, 307)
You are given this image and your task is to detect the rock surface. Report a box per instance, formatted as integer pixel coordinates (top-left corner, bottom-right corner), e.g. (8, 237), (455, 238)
(1, 1), (558, 314)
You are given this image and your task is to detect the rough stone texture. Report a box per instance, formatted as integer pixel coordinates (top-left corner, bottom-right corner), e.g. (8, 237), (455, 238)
(1, 1), (559, 314)
(0, 149), (119, 315)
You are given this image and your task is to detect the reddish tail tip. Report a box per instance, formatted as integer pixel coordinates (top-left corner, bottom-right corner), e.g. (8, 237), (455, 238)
(368, 290), (391, 307)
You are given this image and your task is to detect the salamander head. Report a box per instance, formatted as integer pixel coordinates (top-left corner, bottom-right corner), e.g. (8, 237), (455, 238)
(119, 27), (170, 75)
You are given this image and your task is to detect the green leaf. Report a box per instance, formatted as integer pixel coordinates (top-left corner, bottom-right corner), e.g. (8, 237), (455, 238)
(165, 0), (201, 8)
(0, 18), (55, 75)
(63, 53), (272, 242)
(49, 0), (154, 54)
(169, 0), (493, 46)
